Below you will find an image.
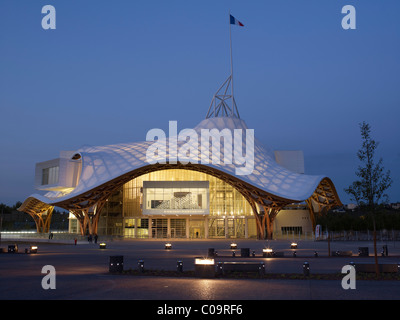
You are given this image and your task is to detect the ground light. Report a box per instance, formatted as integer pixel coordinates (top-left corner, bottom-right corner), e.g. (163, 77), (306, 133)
(165, 243), (172, 250)
(195, 258), (215, 265)
(263, 248), (274, 257)
(99, 243), (106, 249)
(230, 243), (237, 249)
(30, 246), (38, 253)
(291, 242), (298, 249)
(194, 257), (215, 278)
(25, 245), (38, 254)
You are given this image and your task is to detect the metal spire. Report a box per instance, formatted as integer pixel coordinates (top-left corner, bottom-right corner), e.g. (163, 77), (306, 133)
(206, 12), (242, 119)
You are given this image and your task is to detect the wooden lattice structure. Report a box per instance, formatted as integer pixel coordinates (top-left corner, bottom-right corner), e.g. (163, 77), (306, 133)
(18, 197), (54, 233)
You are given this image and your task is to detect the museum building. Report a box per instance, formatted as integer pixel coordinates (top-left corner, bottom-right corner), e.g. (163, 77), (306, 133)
(18, 74), (341, 240)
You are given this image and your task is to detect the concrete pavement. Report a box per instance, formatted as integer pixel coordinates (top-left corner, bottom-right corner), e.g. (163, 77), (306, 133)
(0, 238), (399, 301)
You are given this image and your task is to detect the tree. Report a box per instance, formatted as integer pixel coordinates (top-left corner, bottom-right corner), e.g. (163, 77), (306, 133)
(344, 180), (362, 209)
(345, 121), (393, 276)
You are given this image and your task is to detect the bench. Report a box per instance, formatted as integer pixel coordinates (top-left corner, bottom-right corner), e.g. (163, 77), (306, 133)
(354, 263), (399, 273)
(332, 250), (353, 257)
(217, 262), (265, 275)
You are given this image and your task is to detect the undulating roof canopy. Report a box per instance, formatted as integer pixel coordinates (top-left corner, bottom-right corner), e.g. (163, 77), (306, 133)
(19, 116), (341, 216)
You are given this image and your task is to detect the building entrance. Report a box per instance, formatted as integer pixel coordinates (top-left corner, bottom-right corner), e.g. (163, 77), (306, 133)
(151, 218), (168, 238)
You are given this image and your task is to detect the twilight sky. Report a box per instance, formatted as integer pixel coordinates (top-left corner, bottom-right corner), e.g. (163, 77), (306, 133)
(0, 0), (399, 206)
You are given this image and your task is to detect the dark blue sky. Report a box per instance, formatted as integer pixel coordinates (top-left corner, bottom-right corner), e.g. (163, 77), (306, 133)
(0, 0), (399, 206)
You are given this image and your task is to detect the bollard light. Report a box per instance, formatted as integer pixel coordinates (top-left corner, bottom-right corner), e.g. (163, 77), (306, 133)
(99, 243), (106, 249)
(138, 260), (145, 272)
(314, 251), (318, 257)
(177, 260), (183, 272)
(217, 262), (223, 275)
(303, 261), (310, 276)
(252, 250), (256, 257)
(258, 262), (265, 276)
(232, 251), (236, 257)
(293, 251), (297, 257)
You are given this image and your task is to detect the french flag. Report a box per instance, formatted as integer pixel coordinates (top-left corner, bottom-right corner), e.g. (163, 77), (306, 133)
(230, 14), (244, 27)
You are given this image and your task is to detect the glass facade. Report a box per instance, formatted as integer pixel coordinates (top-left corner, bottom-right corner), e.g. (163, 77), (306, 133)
(95, 169), (257, 238)
(143, 181), (209, 215)
(123, 169), (253, 218)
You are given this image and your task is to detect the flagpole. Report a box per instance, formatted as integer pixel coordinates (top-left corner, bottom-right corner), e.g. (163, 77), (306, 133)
(229, 12), (234, 116)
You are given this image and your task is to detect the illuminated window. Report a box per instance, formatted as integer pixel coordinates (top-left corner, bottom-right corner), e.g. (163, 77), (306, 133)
(42, 166), (59, 185)
(123, 169), (253, 217)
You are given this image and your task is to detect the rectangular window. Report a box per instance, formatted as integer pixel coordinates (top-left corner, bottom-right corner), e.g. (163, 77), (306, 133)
(143, 181), (209, 215)
(42, 166), (59, 185)
(42, 168), (49, 185)
(281, 226), (303, 235)
(171, 219), (186, 238)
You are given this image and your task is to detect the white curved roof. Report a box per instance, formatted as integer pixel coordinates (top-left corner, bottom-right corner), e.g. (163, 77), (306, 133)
(24, 116), (330, 208)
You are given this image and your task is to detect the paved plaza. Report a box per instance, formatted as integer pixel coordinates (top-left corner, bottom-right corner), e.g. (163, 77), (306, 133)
(0, 238), (399, 301)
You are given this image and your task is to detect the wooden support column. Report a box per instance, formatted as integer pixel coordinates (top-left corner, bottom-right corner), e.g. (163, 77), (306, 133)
(42, 206), (54, 233)
(305, 199), (317, 232)
(245, 196), (265, 240)
(22, 204), (54, 234)
(69, 200), (106, 236)
(261, 206), (280, 240)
